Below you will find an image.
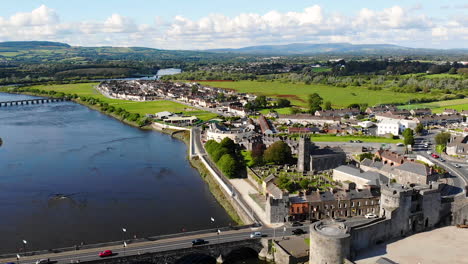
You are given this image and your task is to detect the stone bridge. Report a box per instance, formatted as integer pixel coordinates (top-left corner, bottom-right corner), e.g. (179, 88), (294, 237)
(0, 98), (68, 107)
(80, 238), (267, 264)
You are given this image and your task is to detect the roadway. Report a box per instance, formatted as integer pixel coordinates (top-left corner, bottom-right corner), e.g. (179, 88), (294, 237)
(1, 226), (309, 264)
(413, 130), (467, 197)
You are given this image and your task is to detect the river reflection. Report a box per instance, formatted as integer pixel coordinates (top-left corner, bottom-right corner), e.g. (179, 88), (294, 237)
(0, 92), (231, 253)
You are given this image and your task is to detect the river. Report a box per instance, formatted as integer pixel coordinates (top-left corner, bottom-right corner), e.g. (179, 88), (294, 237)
(0, 92), (232, 253)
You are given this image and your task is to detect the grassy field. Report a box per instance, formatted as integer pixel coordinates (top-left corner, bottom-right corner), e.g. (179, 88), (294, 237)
(32, 83), (218, 121)
(399, 98), (468, 113)
(198, 80), (433, 108)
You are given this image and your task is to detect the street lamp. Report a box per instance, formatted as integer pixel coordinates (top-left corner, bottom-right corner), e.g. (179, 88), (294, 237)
(22, 240), (27, 254)
(122, 228), (127, 256)
(211, 217), (220, 244)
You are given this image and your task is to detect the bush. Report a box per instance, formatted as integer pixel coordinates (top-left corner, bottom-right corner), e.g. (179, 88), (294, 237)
(264, 141), (293, 165)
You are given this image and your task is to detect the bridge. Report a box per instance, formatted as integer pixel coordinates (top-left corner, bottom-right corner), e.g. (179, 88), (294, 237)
(0, 98), (69, 107)
(0, 226), (304, 264)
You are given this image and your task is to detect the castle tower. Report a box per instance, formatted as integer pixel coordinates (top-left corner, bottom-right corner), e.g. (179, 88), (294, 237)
(297, 135), (311, 172)
(309, 221), (351, 264)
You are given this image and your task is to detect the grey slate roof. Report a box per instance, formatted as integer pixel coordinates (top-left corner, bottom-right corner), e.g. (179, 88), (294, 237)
(334, 165), (388, 186)
(394, 162), (429, 176)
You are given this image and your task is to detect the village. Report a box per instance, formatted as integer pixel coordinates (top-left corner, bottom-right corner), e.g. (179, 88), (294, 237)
(97, 79), (468, 228)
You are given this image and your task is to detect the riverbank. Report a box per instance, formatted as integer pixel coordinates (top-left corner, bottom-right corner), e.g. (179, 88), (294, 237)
(0, 89), (243, 226)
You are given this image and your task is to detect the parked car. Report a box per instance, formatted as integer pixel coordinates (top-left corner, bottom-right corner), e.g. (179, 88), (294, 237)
(427, 151), (432, 155)
(250, 231), (262, 238)
(292, 228), (306, 235)
(454, 164), (461, 168)
(35, 259), (49, 264)
(192, 238), (207, 246)
(99, 250), (113, 257)
(396, 143), (404, 147)
(439, 158), (445, 162)
(291, 221), (303, 227)
(364, 213), (378, 219)
(431, 154), (439, 158)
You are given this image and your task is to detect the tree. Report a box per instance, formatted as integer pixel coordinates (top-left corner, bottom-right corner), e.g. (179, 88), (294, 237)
(348, 103), (360, 109)
(218, 154), (238, 178)
(277, 98), (291, 108)
(299, 178), (310, 190)
(277, 175), (293, 192)
(251, 143), (266, 166)
(403, 128), (415, 146)
(448, 67), (457, 75)
(307, 93), (323, 114)
(435, 132), (451, 146)
(220, 137), (236, 152)
(323, 101), (332, 110)
(415, 123), (424, 135)
(264, 141), (293, 165)
(255, 95), (268, 109)
(212, 147), (230, 162)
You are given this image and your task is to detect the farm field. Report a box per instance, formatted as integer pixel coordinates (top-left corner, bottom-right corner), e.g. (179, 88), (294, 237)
(398, 98), (468, 113)
(31, 83), (218, 121)
(198, 80), (433, 108)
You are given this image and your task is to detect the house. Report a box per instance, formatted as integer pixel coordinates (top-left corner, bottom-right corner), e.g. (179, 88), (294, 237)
(442, 109), (458, 115)
(333, 165), (389, 189)
(389, 162), (437, 185)
(258, 115), (274, 135)
(377, 119), (400, 136)
(155, 111), (174, 119)
(315, 108), (360, 118)
(375, 150), (409, 166)
(414, 114), (464, 126)
(164, 116), (198, 124)
(446, 135), (468, 156)
(206, 122), (255, 143)
(358, 121), (375, 128)
(277, 114), (341, 126)
(410, 108), (432, 116)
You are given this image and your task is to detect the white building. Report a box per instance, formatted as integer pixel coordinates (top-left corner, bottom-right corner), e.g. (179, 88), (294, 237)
(333, 165), (388, 189)
(357, 121), (375, 128)
(377, 119), (400, 136)
(206, 123), (255, 143)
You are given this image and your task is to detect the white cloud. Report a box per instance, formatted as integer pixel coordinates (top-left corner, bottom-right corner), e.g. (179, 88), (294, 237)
(0, 4), (466, 49)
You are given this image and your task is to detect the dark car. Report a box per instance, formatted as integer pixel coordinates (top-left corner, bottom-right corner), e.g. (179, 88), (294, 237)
(291, 221), (303, 227)
(192, 238), (207, 246)
(292, 228), (306, 235)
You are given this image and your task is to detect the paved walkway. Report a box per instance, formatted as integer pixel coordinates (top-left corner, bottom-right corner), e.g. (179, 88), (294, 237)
(230, 178), (283, 228)
(355, 226), (468, 264)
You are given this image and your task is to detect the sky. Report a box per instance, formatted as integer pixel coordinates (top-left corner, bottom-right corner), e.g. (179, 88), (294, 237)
(0, 0), (467, 49)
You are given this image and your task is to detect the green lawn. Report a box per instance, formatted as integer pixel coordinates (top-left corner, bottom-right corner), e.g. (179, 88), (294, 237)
(398, 98), (468, 113)
(310, 135), (403, 143)
(32, 83), (218, 121)
(198, 80), (433, 108)
(259, 107), (292, 115)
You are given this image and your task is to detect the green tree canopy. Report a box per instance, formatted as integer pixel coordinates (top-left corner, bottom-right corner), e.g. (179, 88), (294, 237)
(323, 101), (332, 110)
(264, 141), (293, 165)
(415, 123), (424, 135)
(403, 128), (415, 146)
(435, 132), (451, 146)
(307, 93), (323, 114)
(218, 154), (238, 178)
(276, 98), (291, 108)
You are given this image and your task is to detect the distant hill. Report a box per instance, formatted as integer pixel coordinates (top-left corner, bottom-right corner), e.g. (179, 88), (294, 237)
(0, 41), (70, 49)
(205, 43), (468, 56)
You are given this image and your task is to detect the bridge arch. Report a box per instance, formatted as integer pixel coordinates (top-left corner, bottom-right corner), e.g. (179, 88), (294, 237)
(175, 253), (216, 264)
(223, 246), (259, 264)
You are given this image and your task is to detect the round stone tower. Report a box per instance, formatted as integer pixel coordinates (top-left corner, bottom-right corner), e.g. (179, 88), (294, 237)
(309, 221), (351, 264)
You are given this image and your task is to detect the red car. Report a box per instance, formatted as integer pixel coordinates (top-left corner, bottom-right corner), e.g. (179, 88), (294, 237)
(99, 250), (113, 257)
(431, 154), (439, 158)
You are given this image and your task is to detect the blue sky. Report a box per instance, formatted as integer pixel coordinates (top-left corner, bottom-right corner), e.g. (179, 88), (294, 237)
(0, 0), (467, 49)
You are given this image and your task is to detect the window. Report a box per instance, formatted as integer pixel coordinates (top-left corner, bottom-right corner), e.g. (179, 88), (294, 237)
(344, 203), (347, 208)
(365, 201), (368, 205)
(358, 201), (361, 206)
(371, 200), (374, 205)
(351, 202), (355, 207)
(325, 205), (328, 209)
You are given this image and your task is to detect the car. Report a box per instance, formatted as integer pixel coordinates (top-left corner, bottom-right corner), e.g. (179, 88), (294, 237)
(99, 250), (113, 257)
(431, 154), (439, 158)
(191, 238), (206, 246)
(291, 221), (303, 227)
(396, 143), (404, 147)
(292, 228), (306, 235)
(454, 164), (461, 168)
(250, 231), (262, 238)
(427, 151), (432, 155)
(439, 158), (445, 162)
(364, 213), (378, 219)
(355, 140), (363, 143)
(35, 260), (50, 264)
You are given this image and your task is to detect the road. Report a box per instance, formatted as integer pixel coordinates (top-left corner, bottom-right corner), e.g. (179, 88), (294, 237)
(414, 130), (467, 197)
(1, 226), (311, 264)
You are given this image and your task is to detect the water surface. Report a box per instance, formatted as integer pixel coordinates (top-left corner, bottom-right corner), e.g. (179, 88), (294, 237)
(0, 92), (231, 253)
